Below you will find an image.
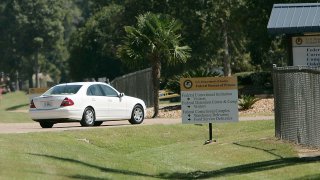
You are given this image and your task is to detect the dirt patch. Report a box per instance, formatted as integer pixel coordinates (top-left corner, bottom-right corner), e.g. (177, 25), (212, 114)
(8, 109), (28, 113)
(296, 145), (320, 158)
(239, 98), (274, 116)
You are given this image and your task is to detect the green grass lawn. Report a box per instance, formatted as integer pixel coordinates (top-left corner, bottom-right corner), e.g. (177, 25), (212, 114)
(1, 120), (320, 179)
(0, 91), (32, 123)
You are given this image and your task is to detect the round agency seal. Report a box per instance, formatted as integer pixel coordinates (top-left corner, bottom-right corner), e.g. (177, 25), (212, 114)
(295, 37), (303, 45)
(183, 80), (193, 89)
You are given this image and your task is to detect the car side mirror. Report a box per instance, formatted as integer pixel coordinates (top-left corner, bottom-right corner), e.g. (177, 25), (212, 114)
(119, 93), (124, 98)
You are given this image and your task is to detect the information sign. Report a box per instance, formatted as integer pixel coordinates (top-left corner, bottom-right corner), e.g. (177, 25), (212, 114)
(292, 36), (320, 66)
(180, 77), (238, 124)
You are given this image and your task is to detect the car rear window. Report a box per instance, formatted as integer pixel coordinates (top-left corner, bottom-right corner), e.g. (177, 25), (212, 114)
(44, 85), (82, 95)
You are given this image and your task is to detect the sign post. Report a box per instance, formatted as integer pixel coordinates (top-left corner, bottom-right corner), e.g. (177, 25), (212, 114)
(180, 77), (238, 144)
(208, 123), (213, 144)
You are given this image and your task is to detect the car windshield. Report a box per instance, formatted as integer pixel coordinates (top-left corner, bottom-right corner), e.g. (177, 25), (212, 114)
(44, 85), (82, 95)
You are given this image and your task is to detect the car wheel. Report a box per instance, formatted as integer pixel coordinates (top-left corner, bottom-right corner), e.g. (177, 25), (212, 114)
(80, 107), (95, 126)
(129, 105), (144, 124)
(39, 122), (54, 128)
(94, 121), (103, 126)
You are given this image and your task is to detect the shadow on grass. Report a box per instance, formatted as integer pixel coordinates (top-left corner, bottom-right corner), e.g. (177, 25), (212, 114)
(5, 103), (29, 111)
(69, 175), (111, 180)
(233, 142), (284, 159)
(293, 173), (320, 180)
(29, 153), (157, 179)
(159, 156), (320, 179)
(31, 153), (320, 179)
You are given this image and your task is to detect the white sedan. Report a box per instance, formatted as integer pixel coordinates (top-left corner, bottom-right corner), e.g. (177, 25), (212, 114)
(29, 82), (146, 128)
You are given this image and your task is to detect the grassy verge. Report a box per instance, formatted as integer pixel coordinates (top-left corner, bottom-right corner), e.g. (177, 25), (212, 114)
(1, 120), (319, 179)
(0, 91), (32, 123)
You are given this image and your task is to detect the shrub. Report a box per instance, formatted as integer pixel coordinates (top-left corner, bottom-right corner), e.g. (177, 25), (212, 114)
(236, 72), (254, 85)
(236, 71), (272, 87)
(250, 71), (272, 87)
(236, 71), (273, 96)
(239, 95), (259, 110)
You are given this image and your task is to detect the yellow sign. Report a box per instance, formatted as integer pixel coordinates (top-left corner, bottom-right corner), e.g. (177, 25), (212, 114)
(29, 88), (49, 94)
(180, 77), (237, 91)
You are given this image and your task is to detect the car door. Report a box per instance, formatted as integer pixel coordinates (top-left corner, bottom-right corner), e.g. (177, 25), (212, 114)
(86, 84), (107, 119)
(99, 84), (128, 119)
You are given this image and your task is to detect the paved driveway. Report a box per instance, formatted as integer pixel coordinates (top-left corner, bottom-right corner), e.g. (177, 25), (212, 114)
(0, 116), (274, 134)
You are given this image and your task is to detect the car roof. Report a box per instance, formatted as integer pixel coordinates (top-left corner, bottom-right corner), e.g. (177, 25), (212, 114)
(55, 82), (108, 86)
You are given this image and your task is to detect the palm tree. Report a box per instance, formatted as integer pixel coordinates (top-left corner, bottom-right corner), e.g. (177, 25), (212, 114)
(118, 12), (191, 118)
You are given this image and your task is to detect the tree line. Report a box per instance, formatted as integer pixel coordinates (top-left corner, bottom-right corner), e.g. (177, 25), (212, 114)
(0, 0), (315, 87)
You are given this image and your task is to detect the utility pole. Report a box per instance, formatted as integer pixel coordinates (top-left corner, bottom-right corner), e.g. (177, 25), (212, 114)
(15, 71), (19, 91)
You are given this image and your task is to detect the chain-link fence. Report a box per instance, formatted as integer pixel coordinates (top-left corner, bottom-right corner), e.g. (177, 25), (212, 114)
(273, 66), (320, 147)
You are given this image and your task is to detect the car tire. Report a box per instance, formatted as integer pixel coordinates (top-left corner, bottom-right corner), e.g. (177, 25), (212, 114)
(80, 107), (95, 127)
(39, 122), (54, 128)
(129, 104), (144, 124)
(94, 121), (103, 126)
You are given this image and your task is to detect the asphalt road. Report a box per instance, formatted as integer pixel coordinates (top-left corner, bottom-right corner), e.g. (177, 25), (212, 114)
(0, 116), (274, 134)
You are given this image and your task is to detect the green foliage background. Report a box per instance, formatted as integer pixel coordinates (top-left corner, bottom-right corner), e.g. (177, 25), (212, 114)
(0, 0), (317, 84)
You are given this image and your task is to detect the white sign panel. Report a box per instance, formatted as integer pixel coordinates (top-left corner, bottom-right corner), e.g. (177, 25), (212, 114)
(180, 77), (238, 124)
(292, 36), (320, 66)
